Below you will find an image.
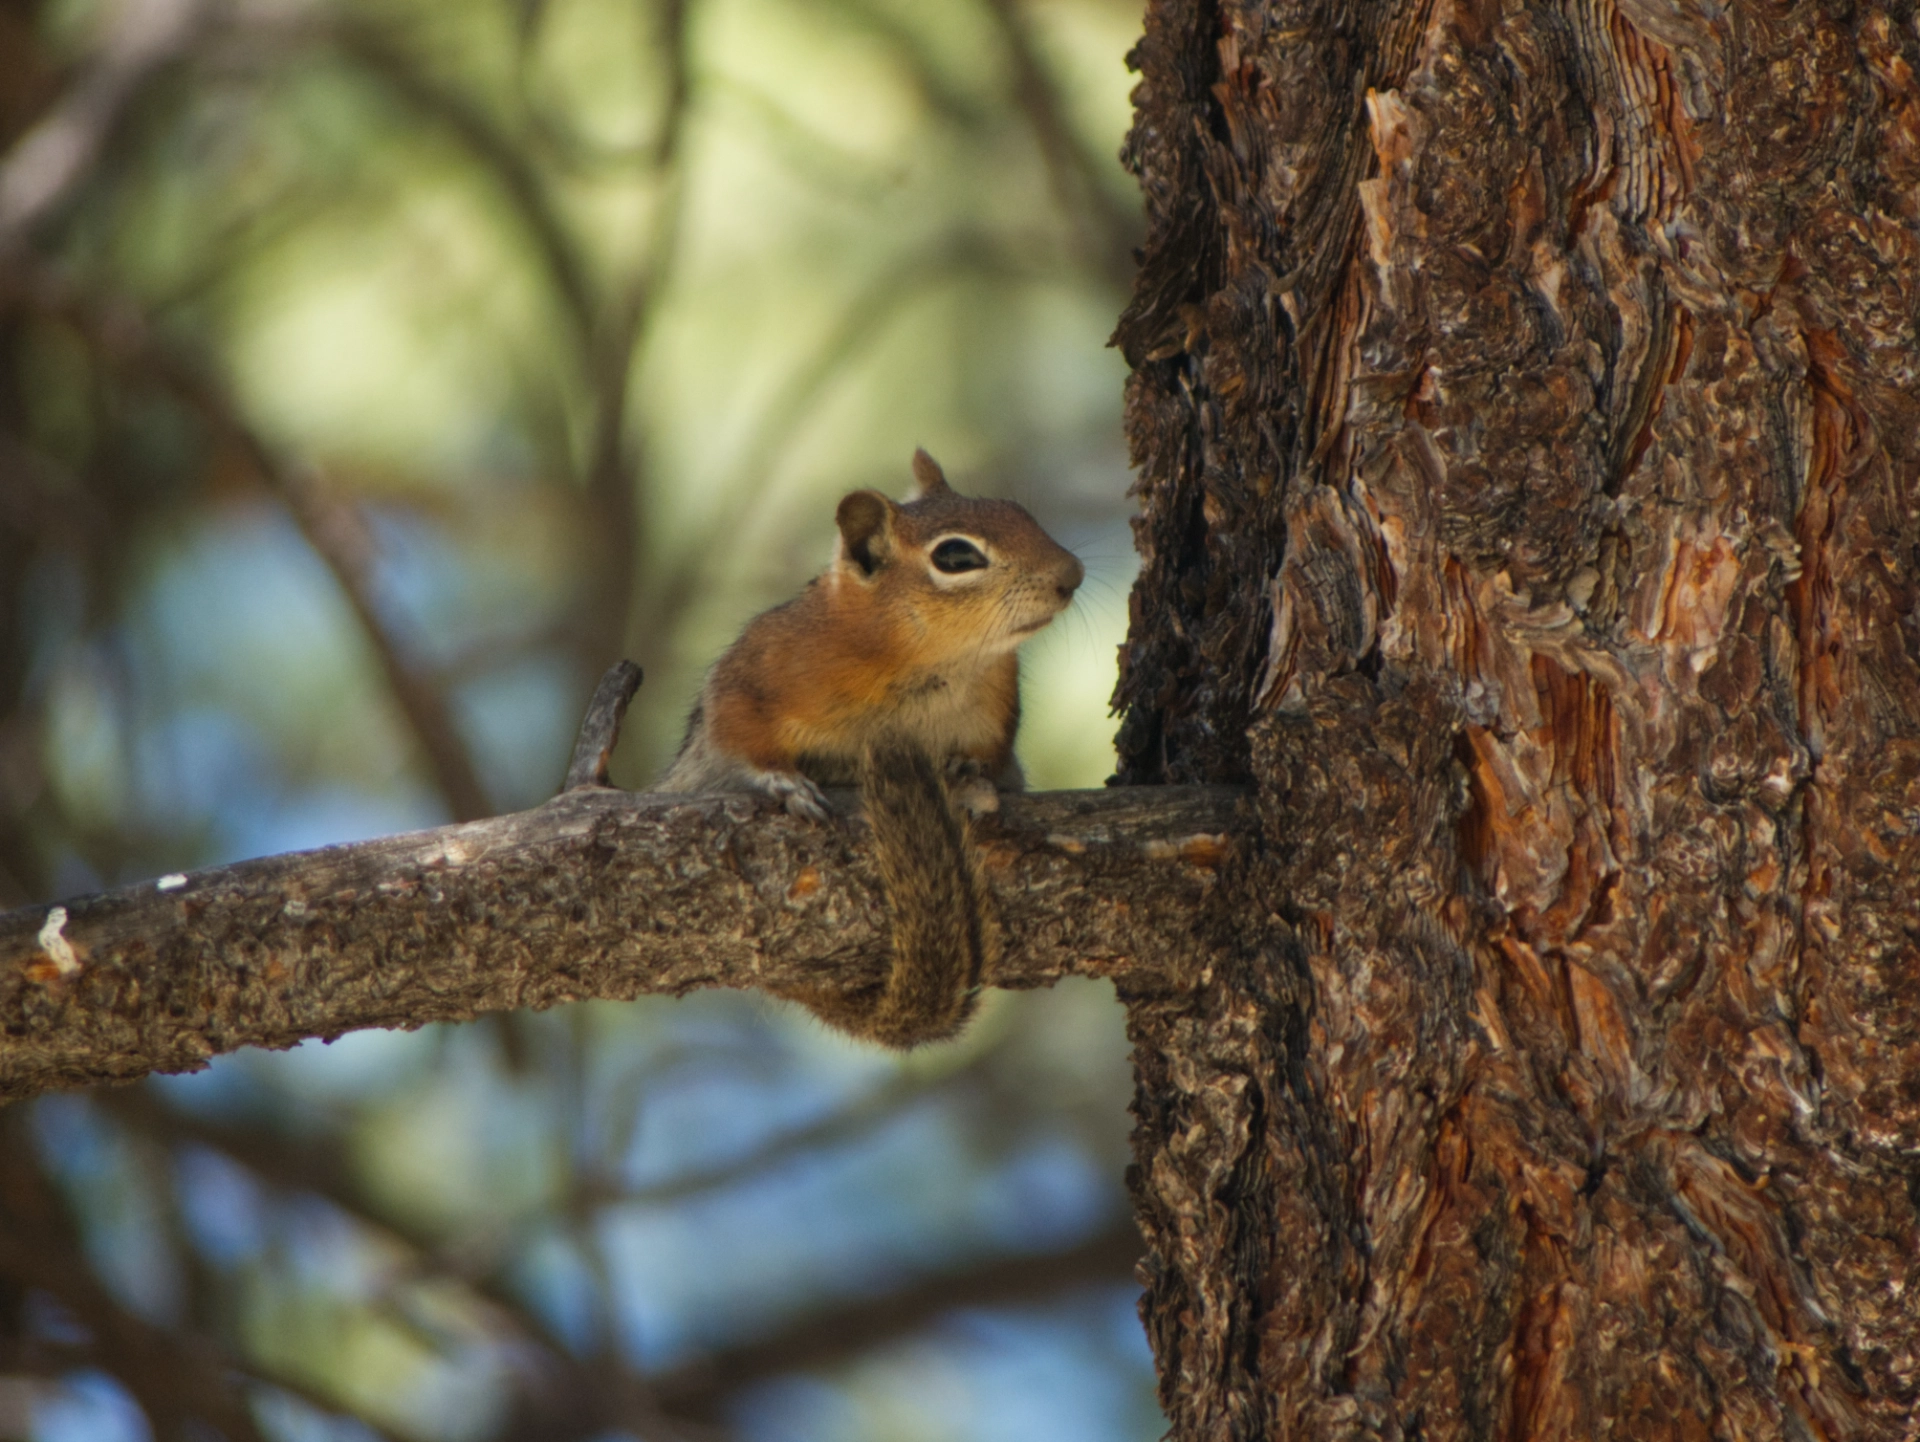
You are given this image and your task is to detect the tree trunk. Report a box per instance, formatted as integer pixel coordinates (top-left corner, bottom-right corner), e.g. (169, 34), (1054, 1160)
(1112, 0), (1920, 1436)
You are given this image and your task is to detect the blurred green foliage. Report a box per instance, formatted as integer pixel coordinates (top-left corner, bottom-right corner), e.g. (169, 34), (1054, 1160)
(0, 0), (1155, 1437)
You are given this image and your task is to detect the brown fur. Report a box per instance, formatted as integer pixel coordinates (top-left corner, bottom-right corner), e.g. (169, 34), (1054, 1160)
(653, 450), (1081, 1047)
(778, 739), (998, 1047)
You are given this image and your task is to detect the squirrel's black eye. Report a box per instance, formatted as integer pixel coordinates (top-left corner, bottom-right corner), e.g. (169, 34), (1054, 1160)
(931, 539), (989, 574)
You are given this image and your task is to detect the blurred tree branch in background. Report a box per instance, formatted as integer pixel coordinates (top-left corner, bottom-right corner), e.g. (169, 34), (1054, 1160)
(0, 0), (1153, 1438)
(0, 1109), (267, 1442)
(651, 1216), (1145, 1422)
(4, 260), (495, 819)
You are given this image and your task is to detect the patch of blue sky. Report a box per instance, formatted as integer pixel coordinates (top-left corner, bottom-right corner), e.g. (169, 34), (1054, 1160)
(731, 1376), (846, 1442)
(218, 780), (445, 863)
(358, 503), (563, 668)
(140, 508), (355, 699)
(378, 1327), (513, 1442)
(29, 1095), (103, 1178)
(29, 1098), (181, 1323)
(190, 1024), (441, 1111)
(249, 1387), (392, 1442)
(602, 1099), (1086, 1368)
(615, 1051), (873, 1191)
(344, 1037), (564, 1230)
(1099, 1277), (1158, 1364)
(173, 1145), (270, 1265)
(144, 493), (506, 697)
(29, 1371), (152, 1442)
(352, 509), (473, 665)
(454, 654), (577, 811)
(147, 1027), (430, 1129)
(127, 705), (272, 845)
(138, 496), (581, 833)
(934, 1289), (1158, 1442)
(506, 1226), (606, 1356)
(729, 1287), (1157, 1442)
(970, 1132), (1114, 1252)
(272, 1191), (391, 1297)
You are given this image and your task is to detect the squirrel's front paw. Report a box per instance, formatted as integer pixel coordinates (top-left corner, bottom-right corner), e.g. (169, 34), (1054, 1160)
(753, 770), (832, 823)
(942, 758), (1000, 817)
(950, 778), (999, 817)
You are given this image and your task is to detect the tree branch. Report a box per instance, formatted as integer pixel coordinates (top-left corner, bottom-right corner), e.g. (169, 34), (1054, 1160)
(562, 661), (643, 791)
(0, 785), (1243, 1101)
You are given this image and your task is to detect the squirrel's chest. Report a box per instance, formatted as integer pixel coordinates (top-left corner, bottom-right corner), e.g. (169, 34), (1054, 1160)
(880, 667), (1006, 747)
(786, 659), (1012, 775)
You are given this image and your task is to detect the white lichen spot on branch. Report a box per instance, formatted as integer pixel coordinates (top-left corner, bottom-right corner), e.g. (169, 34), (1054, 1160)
(34, 907), (83, 977)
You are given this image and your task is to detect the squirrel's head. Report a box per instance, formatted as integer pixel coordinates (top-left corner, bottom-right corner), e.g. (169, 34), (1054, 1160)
(829, 449), (1084, 658)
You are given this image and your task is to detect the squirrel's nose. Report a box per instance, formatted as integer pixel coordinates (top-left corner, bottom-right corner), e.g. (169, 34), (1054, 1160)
(1056, 554), (1085, 600)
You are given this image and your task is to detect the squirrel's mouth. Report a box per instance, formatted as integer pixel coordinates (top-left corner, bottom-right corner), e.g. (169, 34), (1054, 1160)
(1009, 593), (1073, 638)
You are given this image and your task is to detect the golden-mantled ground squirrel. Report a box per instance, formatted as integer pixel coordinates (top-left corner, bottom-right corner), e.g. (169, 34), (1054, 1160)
(655, 449), (1084, 1047)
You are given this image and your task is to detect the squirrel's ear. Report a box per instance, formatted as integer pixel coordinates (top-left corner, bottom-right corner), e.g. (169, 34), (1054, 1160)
(835, 490), (894, 577)
(909, 448), (952, 498)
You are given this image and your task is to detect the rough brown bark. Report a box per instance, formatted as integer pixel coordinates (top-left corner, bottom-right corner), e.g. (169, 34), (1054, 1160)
(0, 785), (1240, 1102)
(1114, 0), (1920, 1436)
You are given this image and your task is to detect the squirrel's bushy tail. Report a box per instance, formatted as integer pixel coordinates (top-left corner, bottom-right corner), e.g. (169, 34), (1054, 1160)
(802, 738), (998, 1048)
